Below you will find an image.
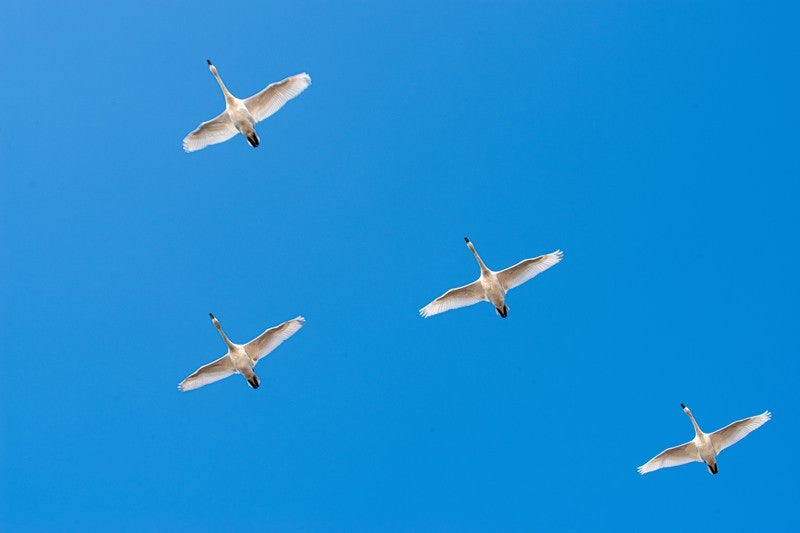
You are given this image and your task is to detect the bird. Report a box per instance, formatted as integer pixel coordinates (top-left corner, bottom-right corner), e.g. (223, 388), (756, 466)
(183, 60), (311, 152)
(638, 404), (771, 475)
(419, 238), (563, 318)
(178, 313), (305, 391)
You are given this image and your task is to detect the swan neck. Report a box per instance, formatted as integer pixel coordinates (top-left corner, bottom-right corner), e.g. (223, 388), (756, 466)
(211, 68), (233, 99)
(687, 411), (703, 437)
(214, 323), (235, 349)
(468, 242), (489, 272)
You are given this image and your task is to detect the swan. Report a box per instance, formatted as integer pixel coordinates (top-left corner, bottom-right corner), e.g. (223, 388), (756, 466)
(178, 313), (305, 391)
(638, 404), (771, 475)
(419, 238), (563, 318)
(183, 60), (311, 152)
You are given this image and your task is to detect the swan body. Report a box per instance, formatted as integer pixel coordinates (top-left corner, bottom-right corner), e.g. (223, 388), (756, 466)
(183, 60), (311, 152)
(638, 404), (771, 475)
(179, 313), (305, 391)
(419, 238), (563, 318)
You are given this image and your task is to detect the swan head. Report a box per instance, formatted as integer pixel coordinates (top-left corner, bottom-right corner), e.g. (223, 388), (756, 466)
(681, 403), (692, 415)
(206, 59), (218, 75)
(209, 312), (219, 326)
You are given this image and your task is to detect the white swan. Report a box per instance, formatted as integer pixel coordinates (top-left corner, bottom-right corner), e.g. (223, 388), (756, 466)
(179, 313), (305, 391)
(638, 404), (771, 475)
(420, 238), (563, 318)
(183, 60), (311, 152)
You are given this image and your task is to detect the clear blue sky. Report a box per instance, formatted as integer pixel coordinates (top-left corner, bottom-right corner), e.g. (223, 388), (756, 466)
(2, 1), (798, 530)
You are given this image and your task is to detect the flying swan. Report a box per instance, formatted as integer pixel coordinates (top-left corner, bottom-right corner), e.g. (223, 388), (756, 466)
(638, 404), (771, 475)
(183, 60), (311, 152)
(419, 238), (563, 318)
(179, 314), (305, 391)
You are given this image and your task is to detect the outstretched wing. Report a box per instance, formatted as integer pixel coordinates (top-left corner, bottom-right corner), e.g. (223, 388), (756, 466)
(178, 355), (235, 391)
(638, 441), (699, 474)
(419, 280), (484, 318)
(496, 250), (563, 291)
(244, 73), (312, 123)
(244, 316), (306, 363)
(710, 411), (771, 454)
(183, 111), (238, 152)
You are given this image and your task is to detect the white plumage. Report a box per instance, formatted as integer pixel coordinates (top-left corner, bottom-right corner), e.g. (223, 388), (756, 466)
(183, 60), (311, 152)
(638, 404), (771, 475)
(179, 313), (305, 392)
(420, 237), (562, 318)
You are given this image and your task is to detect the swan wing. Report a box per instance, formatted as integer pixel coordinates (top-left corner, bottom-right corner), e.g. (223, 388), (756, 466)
(244, 316), (306, 363)
(710, 411), (771, 454)
(497, 250), (563, 291)
(178, 355), (235, 391)
(183, 111), (238, 152)
(419, 280), (484, 318)
(244, 73), (312, 123)
(638, 441), (699, 474)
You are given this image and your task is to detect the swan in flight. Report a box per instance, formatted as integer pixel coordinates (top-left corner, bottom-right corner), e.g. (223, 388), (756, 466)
(183, 60), (311, 152)
(638, 404), (771, 475)
(419, 238), (563, 318)
(179, 313), (305, 391)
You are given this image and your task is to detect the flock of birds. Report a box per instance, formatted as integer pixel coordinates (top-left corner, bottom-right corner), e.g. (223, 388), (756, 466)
(177, 60), (771, 476)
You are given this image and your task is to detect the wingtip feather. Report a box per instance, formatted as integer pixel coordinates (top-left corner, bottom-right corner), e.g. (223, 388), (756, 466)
(182, 136), (202, 153)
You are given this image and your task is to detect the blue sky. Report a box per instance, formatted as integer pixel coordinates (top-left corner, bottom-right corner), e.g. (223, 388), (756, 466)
(2, 1), (798, 530)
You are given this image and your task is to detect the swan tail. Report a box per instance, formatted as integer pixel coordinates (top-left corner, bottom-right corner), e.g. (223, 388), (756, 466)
(246, 132), (260, 148)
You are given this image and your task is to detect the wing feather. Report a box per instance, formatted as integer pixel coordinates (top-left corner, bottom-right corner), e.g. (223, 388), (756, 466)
(638, 441), (699, 474)
(178, 355), (235, 391)
(497, 250), (563, 291)
(244, 316), (305, 363)
(183, 111), (237, 152)
(244, 73), (312, 123)
(419, 280), (484, 318)
(710, 411), (771, 454)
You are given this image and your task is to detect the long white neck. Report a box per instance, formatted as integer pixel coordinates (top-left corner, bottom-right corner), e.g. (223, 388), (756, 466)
(208, 62), (233, 100)
(210, 313), (235, 350)
(465, 238), (490, 273)
(683, 405), (704, 437)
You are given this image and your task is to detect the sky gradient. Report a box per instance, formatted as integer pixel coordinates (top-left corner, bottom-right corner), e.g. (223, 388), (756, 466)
(2, 1), (798, 530)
